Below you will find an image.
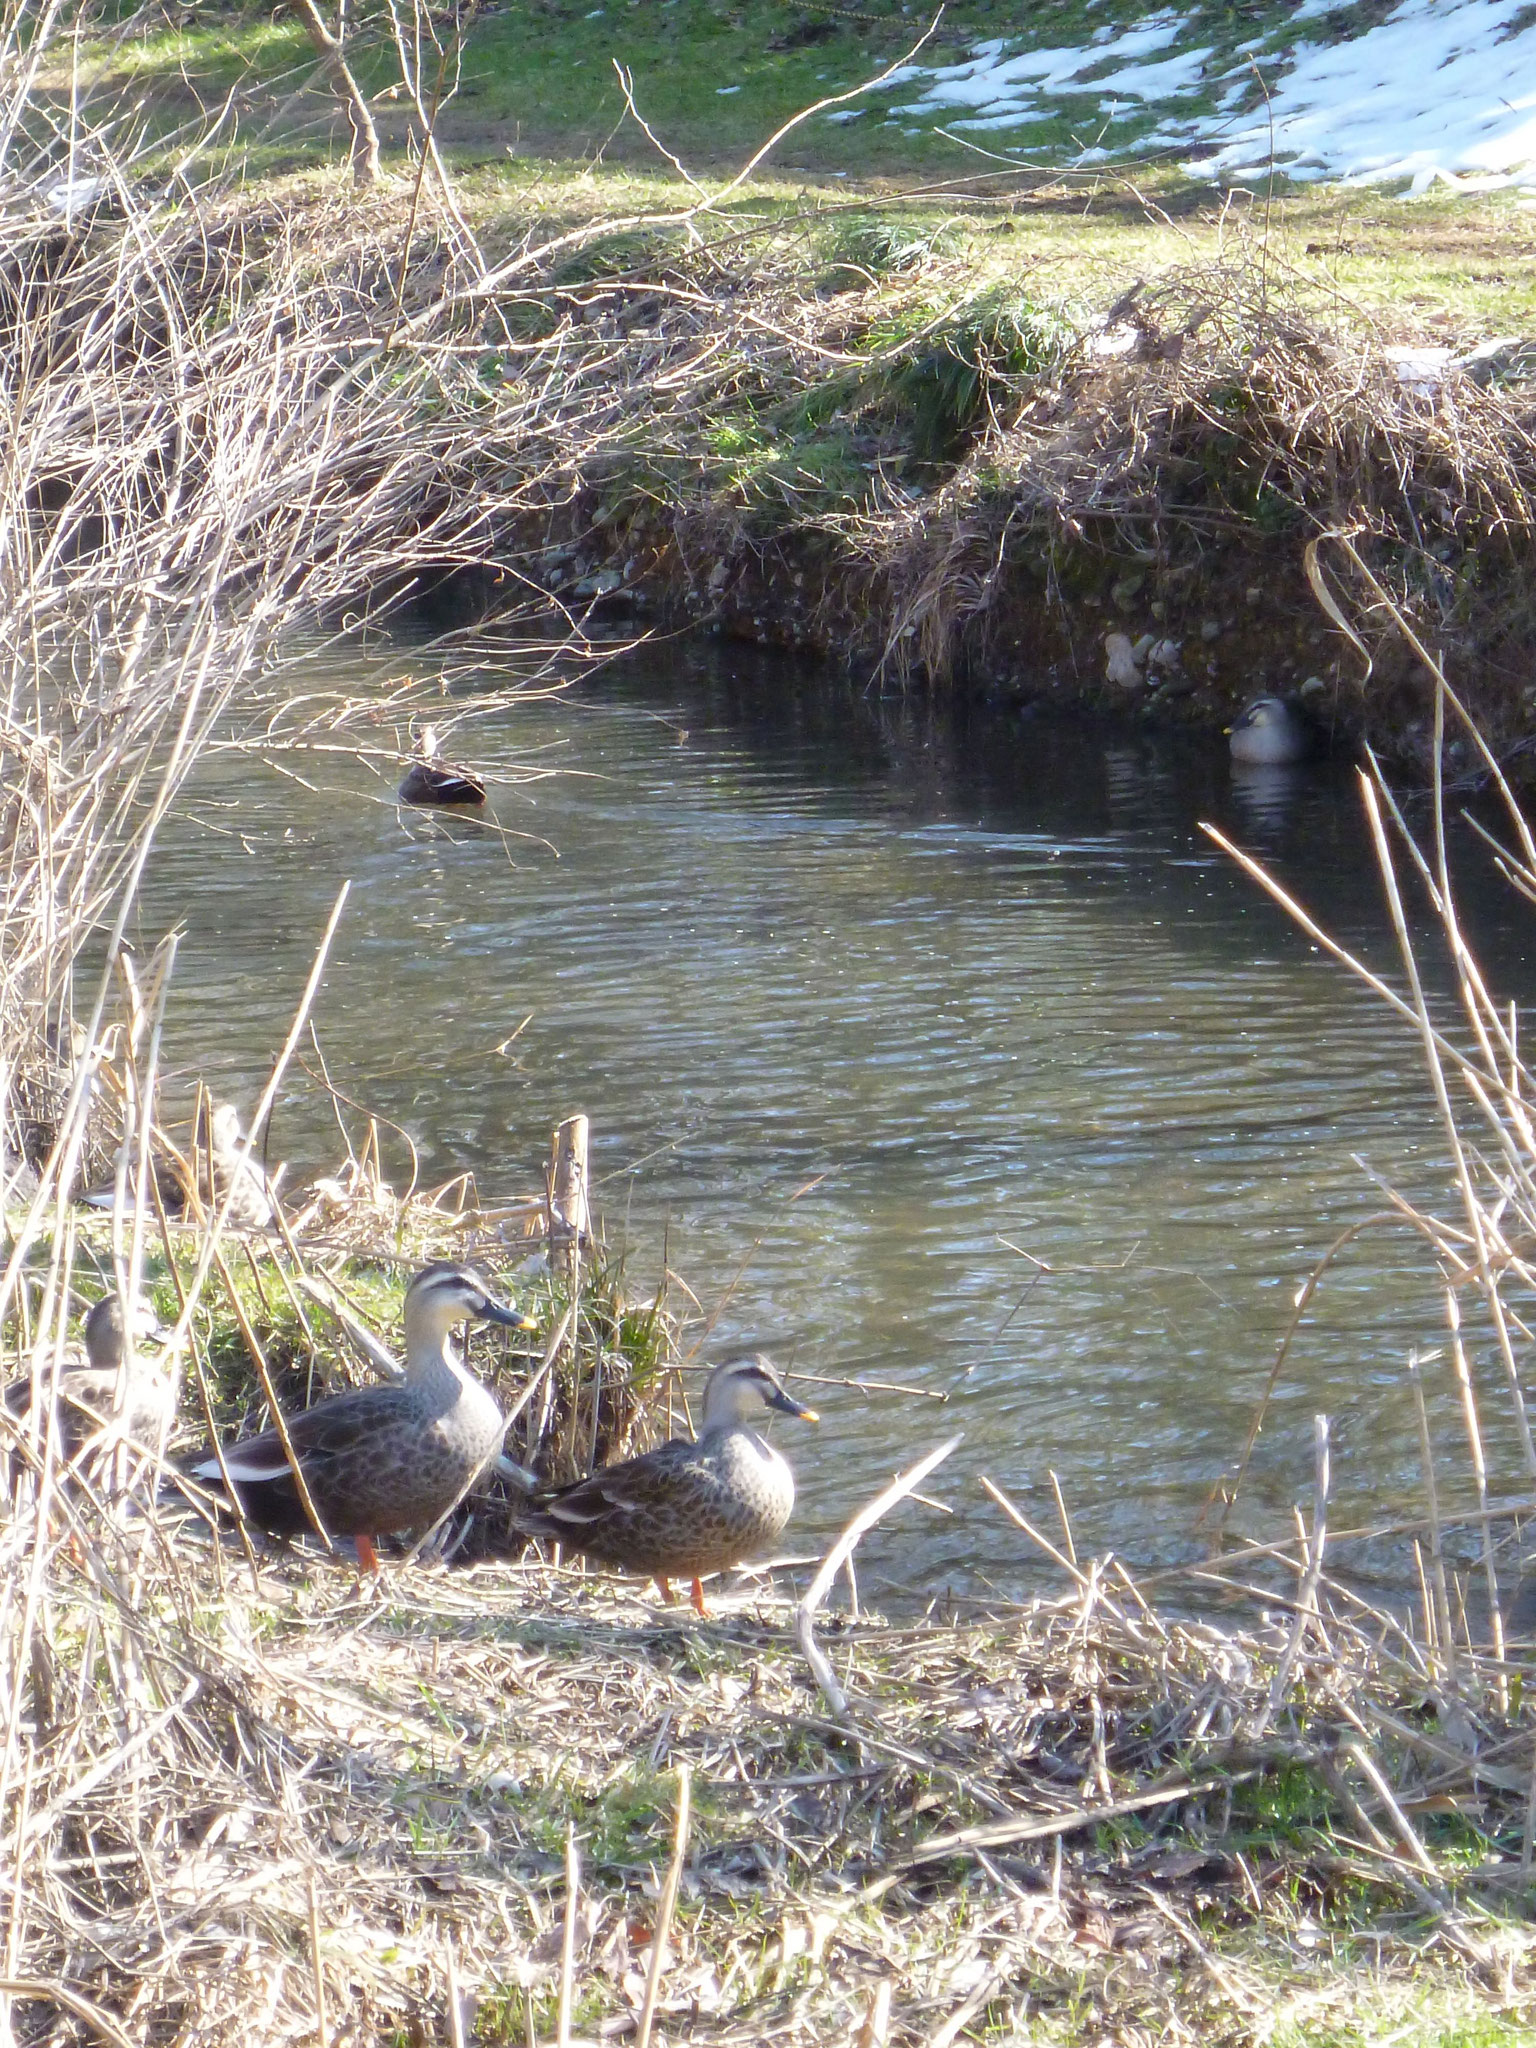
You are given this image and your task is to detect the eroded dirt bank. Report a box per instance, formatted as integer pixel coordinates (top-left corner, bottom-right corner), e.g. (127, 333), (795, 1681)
(419, 243), (1536, 783)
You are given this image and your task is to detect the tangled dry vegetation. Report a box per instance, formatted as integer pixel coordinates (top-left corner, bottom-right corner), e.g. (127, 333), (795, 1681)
(8, 1499), (1536, 2045)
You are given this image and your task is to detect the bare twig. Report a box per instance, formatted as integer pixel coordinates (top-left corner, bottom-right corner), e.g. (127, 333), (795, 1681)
(634, 1764), (691, 2048)
(795, 1436), (964, 1720)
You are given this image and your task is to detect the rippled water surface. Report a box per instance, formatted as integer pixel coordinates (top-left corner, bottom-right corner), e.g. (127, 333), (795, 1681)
(136, 645), (1536, 1600)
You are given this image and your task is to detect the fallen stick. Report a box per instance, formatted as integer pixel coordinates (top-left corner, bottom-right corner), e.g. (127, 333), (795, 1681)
(861, 1768), (1257, 1900)
(0, 1978), (138, 2048)
(557, 1824), (579, 2048)
(795, 1435), (964, 1722)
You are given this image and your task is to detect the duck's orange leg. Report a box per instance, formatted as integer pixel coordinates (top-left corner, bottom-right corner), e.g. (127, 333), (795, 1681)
(655, 1575), (675, 1604)
(690, 1577), (708, 1617)
(355, 1533), (382, 1575)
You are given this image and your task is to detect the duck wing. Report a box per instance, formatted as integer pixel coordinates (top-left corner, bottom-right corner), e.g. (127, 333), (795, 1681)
(176, 1385), (425, 1536)
(518, 1437), (698, 1541)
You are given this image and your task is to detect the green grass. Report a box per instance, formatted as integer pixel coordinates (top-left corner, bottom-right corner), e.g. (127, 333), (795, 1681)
(63, 0), (1504, 202)
(254, 0), (1430, 180)
(96, 0), (1189, 177)
(1266, 1997), (1535, 2048)
(50, 1), (1536, 344)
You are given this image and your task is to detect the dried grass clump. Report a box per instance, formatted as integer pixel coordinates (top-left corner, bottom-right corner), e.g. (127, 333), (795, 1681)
(7, 1547), (1535, 2047)
(831, 261), (1536, 706)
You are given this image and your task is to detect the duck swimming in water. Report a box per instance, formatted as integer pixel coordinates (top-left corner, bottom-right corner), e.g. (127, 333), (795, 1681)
(398, 726), (487, 807)
(175, 1262), (534, 1571)
(513, 1354), (818, 1614)
(1228, 695), (1312, 766)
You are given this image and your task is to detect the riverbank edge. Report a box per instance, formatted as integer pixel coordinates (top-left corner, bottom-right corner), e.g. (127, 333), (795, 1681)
(423, 245), (1536, 790)
(23, 160), (1536, 783)
(9, 1196), (1534, 2043)
(517, 488), (1363, 749)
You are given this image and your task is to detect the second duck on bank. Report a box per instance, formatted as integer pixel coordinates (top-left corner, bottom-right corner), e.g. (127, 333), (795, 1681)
(6, 1294), (172, 1482)
(513, 1354), (818, 1614)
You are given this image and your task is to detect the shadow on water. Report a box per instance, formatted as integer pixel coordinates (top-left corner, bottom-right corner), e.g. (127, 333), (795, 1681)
(138, 639), (1536, 1603)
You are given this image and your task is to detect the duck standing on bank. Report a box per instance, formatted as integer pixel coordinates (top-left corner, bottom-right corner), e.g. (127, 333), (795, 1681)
(6, 1293), (173, 1483)
(1228, 695), (1313, 766)
(398, 725), (487, 807)
(513, 1354), (818, 1614)
(174, 1262), (534, 1571)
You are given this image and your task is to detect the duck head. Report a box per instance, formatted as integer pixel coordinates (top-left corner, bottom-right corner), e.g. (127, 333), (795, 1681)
(403, 1261), (536, 1352)
(699, 1354), (818, 1431)
(83, 1294), (164, 1369)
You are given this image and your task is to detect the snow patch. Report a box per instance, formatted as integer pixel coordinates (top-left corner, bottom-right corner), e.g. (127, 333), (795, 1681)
(1200, 0), (1536, 189)
(871, 0), (1536, 192)
(880, 8), (1209, 131)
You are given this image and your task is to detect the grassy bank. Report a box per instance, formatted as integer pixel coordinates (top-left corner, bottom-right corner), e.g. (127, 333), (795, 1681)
(21, 1549), (1535, 2045)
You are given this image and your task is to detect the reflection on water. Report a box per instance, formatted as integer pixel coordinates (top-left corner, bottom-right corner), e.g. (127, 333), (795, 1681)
(1229, 760), (1308, 836)
(136, 645), (1536, 1601)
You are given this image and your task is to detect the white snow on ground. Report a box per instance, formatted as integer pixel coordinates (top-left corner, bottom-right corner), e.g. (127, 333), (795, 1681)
(1204, 0), (1536, 190)
(882, 9), (1211, 133)
(864, 0), (1536, 193)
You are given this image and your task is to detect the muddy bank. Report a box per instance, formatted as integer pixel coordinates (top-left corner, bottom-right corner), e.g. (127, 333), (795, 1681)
(520, 509), (1361, 743)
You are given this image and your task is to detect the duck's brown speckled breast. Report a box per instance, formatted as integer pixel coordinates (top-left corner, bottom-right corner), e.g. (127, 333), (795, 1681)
(306, 1382), (505, 1535)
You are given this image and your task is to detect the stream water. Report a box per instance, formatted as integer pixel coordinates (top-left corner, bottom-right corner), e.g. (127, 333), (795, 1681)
(136, 641), (1536, 1605)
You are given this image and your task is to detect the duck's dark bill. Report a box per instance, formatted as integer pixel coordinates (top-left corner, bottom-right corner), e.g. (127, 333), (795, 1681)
(483, 1302), (539, 1331)
(769, 1388), (818, 1421)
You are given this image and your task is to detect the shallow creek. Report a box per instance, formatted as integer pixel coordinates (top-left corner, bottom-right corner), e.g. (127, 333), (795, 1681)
(136, 643), (1536, 1603)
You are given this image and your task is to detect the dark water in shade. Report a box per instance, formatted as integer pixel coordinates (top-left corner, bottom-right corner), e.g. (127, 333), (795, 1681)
(132, 641), (1536, 1603)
